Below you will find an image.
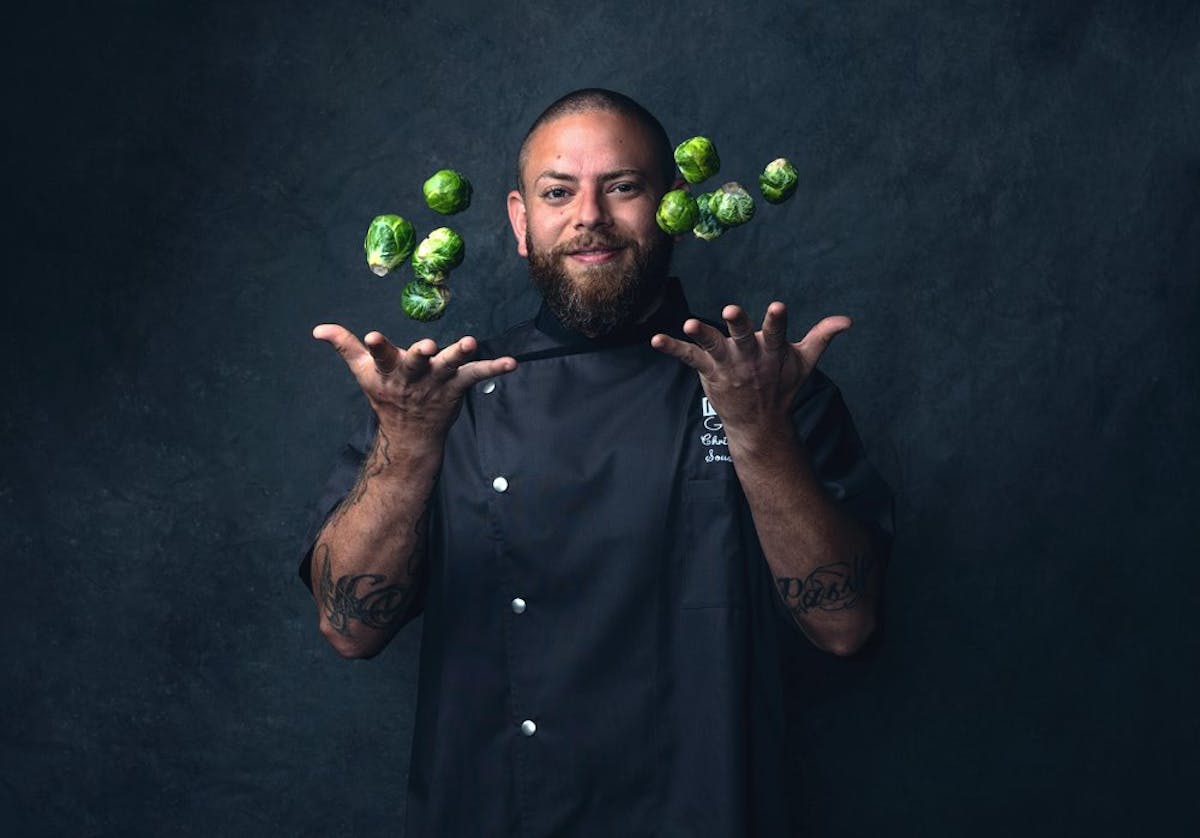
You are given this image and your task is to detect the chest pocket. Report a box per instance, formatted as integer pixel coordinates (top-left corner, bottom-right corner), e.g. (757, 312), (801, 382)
(680, 478), (747, 609)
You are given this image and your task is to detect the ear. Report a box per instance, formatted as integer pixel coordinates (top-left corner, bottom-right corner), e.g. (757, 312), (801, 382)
(507, 189), (528, 257)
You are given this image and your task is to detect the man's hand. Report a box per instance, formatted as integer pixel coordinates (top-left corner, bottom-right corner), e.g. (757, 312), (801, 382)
(654, 303), (878, 654)
(650, 303), (850, 445)
(312, 325), (517, 440)
(307, 324), (515, 658)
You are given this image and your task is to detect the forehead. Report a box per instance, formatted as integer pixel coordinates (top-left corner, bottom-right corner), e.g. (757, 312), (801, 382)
(522, 110), (660, 181)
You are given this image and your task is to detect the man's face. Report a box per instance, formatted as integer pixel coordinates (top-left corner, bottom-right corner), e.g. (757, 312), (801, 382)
(507, 110), (675, 336)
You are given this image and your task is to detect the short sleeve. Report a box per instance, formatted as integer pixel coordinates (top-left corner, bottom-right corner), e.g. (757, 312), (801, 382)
(296, 407), (379, 592)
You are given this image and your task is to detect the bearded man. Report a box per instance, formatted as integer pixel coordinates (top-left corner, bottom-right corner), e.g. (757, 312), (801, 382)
(299, 88), (893, 837)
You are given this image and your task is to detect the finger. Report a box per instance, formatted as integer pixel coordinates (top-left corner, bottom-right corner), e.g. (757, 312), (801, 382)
(796, 316), (853, 367)
(455, 356), (520, 388)
(429, 338), (520, 385)
(364, 331), (401, 375)
(312, 324), (370, 367)
(761, 302), (788, 351)
(429, 336), (481, 381)
(650, 333), (716, 375)
(722, 305), (758, 352)
(400, 338), (439, 379)
(681, 318), (730, 364)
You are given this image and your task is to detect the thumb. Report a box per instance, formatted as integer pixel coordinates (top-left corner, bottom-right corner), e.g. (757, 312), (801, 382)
(796, 316), (852, 367)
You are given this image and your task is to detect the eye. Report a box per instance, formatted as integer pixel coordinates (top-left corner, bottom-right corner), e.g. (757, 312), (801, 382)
(541, 186), (570, 201)
(610, 182), (640, 195)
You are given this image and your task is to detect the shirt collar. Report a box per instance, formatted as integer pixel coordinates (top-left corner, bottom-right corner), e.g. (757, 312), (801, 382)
(533, 277), (692, 348)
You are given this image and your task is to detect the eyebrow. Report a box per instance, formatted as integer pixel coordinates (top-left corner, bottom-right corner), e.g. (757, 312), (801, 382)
(534, 168), (646, 184)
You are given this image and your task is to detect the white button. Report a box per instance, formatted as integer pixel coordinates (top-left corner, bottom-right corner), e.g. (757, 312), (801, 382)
(492, 476), (509, 493)
(511, 597), (527, 614)
(481, 380), (496, 394)
(520, 719), (537, 736)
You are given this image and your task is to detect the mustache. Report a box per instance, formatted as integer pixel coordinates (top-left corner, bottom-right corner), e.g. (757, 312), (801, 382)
(553, 232), (633, 256)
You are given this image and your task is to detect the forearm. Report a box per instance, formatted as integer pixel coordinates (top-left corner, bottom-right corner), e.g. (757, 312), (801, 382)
(312, 423), (443, 658)
(727, 419), (880, 656)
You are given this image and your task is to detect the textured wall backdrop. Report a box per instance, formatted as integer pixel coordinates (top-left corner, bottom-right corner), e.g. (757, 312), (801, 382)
(4, 1), (1198, 835)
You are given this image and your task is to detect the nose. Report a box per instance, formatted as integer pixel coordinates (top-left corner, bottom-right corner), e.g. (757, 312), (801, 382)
(574, 184), (611, 230)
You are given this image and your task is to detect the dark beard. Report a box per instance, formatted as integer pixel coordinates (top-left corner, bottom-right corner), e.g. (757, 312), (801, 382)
(527, 229), (673, 337)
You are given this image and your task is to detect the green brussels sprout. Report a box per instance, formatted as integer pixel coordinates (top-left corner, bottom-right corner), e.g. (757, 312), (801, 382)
(411, 227), (464, 284)
(709, 182), (756, 227)
(364, 214), (416, 276)
(412, 258), (448, 284)
(673, 136), (721, 185)
(401, 279), (451, 322)
(758, 158), (799, 204)
(692, 191), (726, 241)
(416, 258), (453, 284)
(656, 189), (699, 235)
(423, 169), (473, 214)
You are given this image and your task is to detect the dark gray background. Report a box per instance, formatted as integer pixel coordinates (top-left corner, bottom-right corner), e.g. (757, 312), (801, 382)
(4, 0), (1197, 835)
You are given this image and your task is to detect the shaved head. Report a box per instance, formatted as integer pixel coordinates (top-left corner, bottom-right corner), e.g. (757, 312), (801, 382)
(515, 88), (675, 195)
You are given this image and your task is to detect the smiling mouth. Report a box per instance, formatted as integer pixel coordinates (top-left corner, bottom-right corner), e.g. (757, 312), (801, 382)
(567, 248), (622, 264)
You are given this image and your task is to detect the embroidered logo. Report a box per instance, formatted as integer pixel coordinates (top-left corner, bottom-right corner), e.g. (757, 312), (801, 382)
(699, 397), (731, 463)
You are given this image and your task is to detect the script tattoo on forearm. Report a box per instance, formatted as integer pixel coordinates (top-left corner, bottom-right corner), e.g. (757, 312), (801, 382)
(776, 552), (872, 619)
(315, 543), (411, 636)
(330, 428), (394, 526)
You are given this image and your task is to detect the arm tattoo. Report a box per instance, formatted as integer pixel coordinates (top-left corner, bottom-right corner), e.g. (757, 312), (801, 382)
(315, 543), (411, 636)
(329, 428), (393, 525)
(776, 552), (871, 619)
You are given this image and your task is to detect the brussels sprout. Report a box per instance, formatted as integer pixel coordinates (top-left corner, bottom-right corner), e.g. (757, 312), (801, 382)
(412, 259), (447, 284)
(692, 191), (726, 241)
(423, 169), (473, 215)
(411, 227), (464, 284)
(401, 279), (451, 322)
(364, 214), (416, 276)
(709, 182), (756, 227)
(758, 158), (798, 204)
(656, 189), (699, 235)
(673, 136), (720, 185)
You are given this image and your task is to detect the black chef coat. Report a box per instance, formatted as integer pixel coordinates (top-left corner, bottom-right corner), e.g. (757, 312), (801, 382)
(298, 278), (894, 837)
